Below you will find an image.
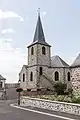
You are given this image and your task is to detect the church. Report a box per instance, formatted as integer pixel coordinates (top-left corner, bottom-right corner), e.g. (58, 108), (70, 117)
(19, 12), (80, 96)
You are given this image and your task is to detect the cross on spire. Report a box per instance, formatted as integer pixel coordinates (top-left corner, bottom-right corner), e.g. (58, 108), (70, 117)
(33, 8), (45, 42)
(37, 8), (40, 16)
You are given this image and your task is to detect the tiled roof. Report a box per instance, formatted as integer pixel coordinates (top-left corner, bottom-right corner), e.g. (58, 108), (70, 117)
(0, 75), (6, 80)
(51, 55), (69, 68)
(71, 53), (80, 67)
(27, 14), (51, 47)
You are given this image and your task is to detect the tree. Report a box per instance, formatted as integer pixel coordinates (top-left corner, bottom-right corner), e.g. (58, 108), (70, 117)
(54, 82), (67, 95)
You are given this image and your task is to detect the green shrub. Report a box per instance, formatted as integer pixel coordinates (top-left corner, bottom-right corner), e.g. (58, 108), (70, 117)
(72, 97), (80, 104)
(54, 82), (67, 95)
(68, 88), (73, 94)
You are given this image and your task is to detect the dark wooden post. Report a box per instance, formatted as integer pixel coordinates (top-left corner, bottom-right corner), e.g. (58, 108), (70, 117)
(18, 92), (20, 105)
(16, 88), (23, 105)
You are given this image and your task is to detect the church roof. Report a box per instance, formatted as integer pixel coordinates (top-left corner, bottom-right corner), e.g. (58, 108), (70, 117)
(0, 75), (6, 80)
(27, 13), (51, 48)
(19, 65), (28, 75)
(51, 55), (69, 68)
(23, 65), (28, 69)
(71, 53), (80, 67)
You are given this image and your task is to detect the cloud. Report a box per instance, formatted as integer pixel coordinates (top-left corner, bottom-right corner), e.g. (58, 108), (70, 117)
(0, 38), (12, 43)
(1, 28), (15, 34)
(0, 38), (27, 83)
(0, 10), (24, 21)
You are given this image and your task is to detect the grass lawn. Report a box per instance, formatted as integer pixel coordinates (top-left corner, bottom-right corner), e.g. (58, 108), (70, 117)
(32, 95), (80, 104)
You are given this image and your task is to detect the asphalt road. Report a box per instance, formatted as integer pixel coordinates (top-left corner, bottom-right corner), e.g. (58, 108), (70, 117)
(6, 88), (18, 100)
(0, 100), (80, 120)
(0, 100), (60, 120)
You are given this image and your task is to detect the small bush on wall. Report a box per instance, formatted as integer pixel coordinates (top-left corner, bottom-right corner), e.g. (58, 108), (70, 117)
(54, 82), (67, 95)
(27, 89), (31, 91)
(16, 88), (23, 92)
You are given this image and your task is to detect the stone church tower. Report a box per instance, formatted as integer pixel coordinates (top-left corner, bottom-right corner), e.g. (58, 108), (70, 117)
(19, 12), (53, 90)
(19, 11), (71, 91)
(27, 12), (52, 90)
(27, 13), (51, 67)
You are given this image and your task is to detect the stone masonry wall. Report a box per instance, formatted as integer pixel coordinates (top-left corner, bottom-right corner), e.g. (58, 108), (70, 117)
(28, 44), (37, 66)
(27, 66), (37, 89)
(64, 68), (72, 89)
(49, 68), (71, 84)
(71, 67), (80, 96)
(37, 66), (52, 88)
(37, 44), (51, 66)
(19, 66), (28, 90)
(19, 65), (71, 90)
(39, 75), (53, 89)
(44, 67), (72, 89)
(37, 67), (71, 89)
(40, 67), (65, 83)
(21, 96), (80, 116)
(52, 68), (65, 82)
(28, 44), (51, 67)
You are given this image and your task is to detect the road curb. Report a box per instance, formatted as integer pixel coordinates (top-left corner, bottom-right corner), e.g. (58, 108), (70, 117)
(10, 104), (77, 120)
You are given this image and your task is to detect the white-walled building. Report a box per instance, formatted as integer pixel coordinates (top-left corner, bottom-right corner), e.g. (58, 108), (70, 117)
(0, 75), (6, 89)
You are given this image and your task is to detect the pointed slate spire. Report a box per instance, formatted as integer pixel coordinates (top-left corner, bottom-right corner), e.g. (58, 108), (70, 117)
(27, 9), (51, 47)
(33, 9), (45, 42)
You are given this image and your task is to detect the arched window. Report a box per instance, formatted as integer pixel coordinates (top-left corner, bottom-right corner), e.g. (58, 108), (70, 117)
(30, 72), (33, 81)
(55, 71), (59, 81)
(67, 72), (70, 81)
(23, 73), (25, 82)
(31, 47), (34, 55)
(42, 46), (46, 55)
(39, 67), (43, 75)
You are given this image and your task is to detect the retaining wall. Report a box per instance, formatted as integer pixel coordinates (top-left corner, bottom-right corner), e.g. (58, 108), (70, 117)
(21, 96), (80, 116)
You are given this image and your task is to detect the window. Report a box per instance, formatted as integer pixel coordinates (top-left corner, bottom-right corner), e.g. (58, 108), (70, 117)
(55, 71), (59, 81)
(30, 72), (33, 81)
(42, 46), (46, 55)
(39, 67), (43, 75)
(0, 82), (2, 88)
(67, 72), (70, 81)
(23, 73), (25, 82)
(31, 47), (34, 55)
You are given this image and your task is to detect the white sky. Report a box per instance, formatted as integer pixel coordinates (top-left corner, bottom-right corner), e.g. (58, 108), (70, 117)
(0, 0), (80, 83)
